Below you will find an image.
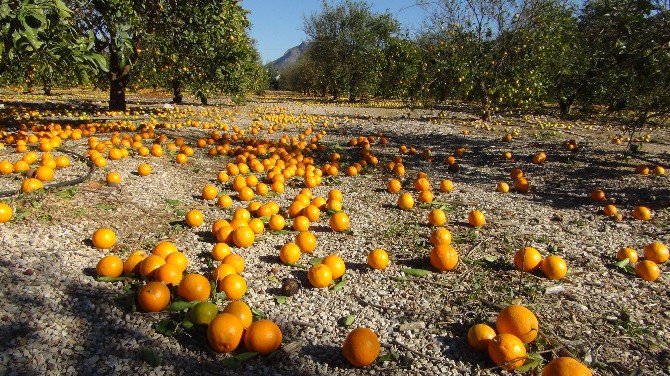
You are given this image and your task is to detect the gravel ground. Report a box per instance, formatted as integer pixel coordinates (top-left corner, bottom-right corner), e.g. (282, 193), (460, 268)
(1, 92), (669, 375)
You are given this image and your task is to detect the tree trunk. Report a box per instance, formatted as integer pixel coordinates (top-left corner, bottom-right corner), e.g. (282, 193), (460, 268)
(480, 81), (492, 121)
(108, 49), (129, 111)
(197, 91), (207, 105)
(558, 94), (576, 117)
(43, 85), (52, 96)
(172, 79), (183, 104)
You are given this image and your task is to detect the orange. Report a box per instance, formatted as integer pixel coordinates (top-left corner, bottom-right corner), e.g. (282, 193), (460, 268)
(542, 357), (592, 376)
(244, 320), (283, 355)
(217, 195), (233, 208)
(0, 161), (13, 175)
(21, 178), (43, 193)
(232, 226), (255, 248)
(635, 260), (660, 281)
(293, 215), (311, 232)
(322, 255), (346, 279)
(418, 190), (433, 203)
(106, 172), (121, 185)
(165, 251), (188, 272)
(296, 231), (317, 253)
(308, 263), (332, 288)
(223, 301), (253, 328)
(223, 253), (245, 273)
(185, 209), (204, 227)
(387, 179), (402, 193)
(280, 243), (302, 264)
(496, 305), (539, 344)
(233, 208), (251, 222)
(513, 247), (543, 272)
(413, 177), (430, 192)
(603, 204), (617, 216)
(427, 209), (446, 226)
(439, 179), (454, 193)
(207, 313), (244, 353)
(430, 227), (452, 246)
(216, 225), (234, 244)
(540, 255), (567, 280)
(212, 243), (232, 261)
(643, 241), (668, 264)
(137, 163), (152, 176)
(153, 241), (178, 259)
(497, 181), (509, 193)
(154, 264), (183, 286)
(269, 214), (285, 231)
(329, 212), (350, 232)
(137, 281), (171, 312)
(616, 247), (638, 264)
(467, 323), (496, 351)
(139, 255), (166, 278)
(468, 210), (486, 227)
(397, 193), (414, 210)
(514, 177), (530, 193)
(212, 219), (230, 234)
(34, 166), (54, 182)
(248, 218), (264, 235)
(219, 274), (247, 300)
(342, 327), (380, 367)
(0, 202), (13, 223)
(302, 204), (321, 222)
(510, 168), (524, 180)
(123, 253), (147, 275)
(238, 187), (254, 201)
(177, 273), (211, 302)
(328, 189), (343, 202)
(367, 249), (389, 270)
(217, 171), (230, 183)
(631, 206), (652, 221)
(96, 255), (123, 277)
(190, 302), (219, 326)
(202, 184), (218, 200)
(429, 244), (459, 271)
(590, 189), (606, 202)
(92, 227), (116, 249)
(213, 263), (237, 282)
(487, 333), (526, 370)
(175, 153), (188, 164)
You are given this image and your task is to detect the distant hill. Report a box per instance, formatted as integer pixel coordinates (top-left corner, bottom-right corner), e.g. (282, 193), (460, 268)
(269, 42), (309, 70)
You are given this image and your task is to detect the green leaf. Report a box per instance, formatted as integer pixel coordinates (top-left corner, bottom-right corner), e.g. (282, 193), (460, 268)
(182, 320), (194, 329)
(275, 295), (288, 305)
(267, 275), (280, 284)
(165, 199), (181, 207)
(141, 347), (161, 367)
(96, 276), (126, 283)
(378, 352), (400, 362)
(168, 301), (199, 312)
(309, 257), (324, 266)
(287, 262), (308, 269)
(402, 268), (431, 277)
(331, 274), (347, 291)
(344, 315), (355, 326)
(614, 258), (629, 268)
(516, 353), (544, 372)
(154, 320), (175, 337)
(484, 255), (498, 263)
(93, 203), (115, 210)
(251, 308), (266, 320)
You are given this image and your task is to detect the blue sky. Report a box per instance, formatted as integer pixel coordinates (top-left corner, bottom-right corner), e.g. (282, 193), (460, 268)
(242, 0), (430, 63)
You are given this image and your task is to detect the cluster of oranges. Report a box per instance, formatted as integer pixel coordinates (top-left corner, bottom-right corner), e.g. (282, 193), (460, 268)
(513, 247), (568, 280)
(467, 304), (591, 374)
(590, 188), (653, 222)
(0, 150), (72, 193)
(617, 241), (668, 282)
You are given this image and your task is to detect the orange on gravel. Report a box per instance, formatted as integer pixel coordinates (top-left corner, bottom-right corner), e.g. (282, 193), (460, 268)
(137, 163), (152, 176)
(223, 301), (253, 329)
(540, 255), (567, 280)
(269, 215), (285, 231)
(430, 227), (452, 246)
(34, 166), (54, 182)
(232, 226), (255, 248)
(178, 274), (211, 302)
(496, 305), (539, 344)
(248, 218), (264, 235)
(323, 255), (346, 279)
(218, 195), (233, 209)
(96, 255), (123, 277)
(296, 231), (317, 253)
(154, 264), (183, 286)
(342, 327), (380, 367)
(212, 243), (232, 261)
(603, 204), (617, 217)
(487, 333), (527, 370)
(428, 209), (446, 226)
(430, 244), (459, 271)
(244, 320), (283, 355)
(123, 253), (146, 275)
(513, 247), (543, 272)
(216, 225), (234, 244)
(635, 260), (660, 281)
(439, 179), (454, 193)
(222, 253), (245, 273)
(21, 178), (43, 193)
(140, 255), (166, 278)
(542, 357), (592, 376)
(643, 241), (668, 264)
(137, 281), (171, 312)
(367, 249), (389, 270)
(497, 181), (509, 193)
(293, 215), (311, 232)
(329, 212), (350, 232)
(185, 209), (204, 227)
(153, 241), (178, 259)
(165, 251), (188, 272)
(468, 210), (486, 227)
(308, 263), (332, 288)
(616, 247), (638, 264)
(467, 323), (496, 351)
(590, 189), (606, 202)
(219, 274), (247, 300)
(213, 263), (237, 282)
(0, 202), (13, 223)
(106, 172), (121, 185)
(92, 227), (116, 249)
(202, 185), (218, 200)
(514, 177), (530, 193)
(190, 302), (219, 326)
(631, 206), (652, 221)
(418, 190), (433, 203)
(207, 313), (244, 353)
(397, 193), (414, 210)
(302, 205), (320, 222)
(387, 179), (402, 193)
(280, 243), (302, 264)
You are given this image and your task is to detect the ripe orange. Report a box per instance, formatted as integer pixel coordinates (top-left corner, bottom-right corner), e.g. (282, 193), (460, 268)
(427, 209), (446, 226)
(216, 225), (234, 244)
(487, 333), (527, 370)
(219, 273), (247, 300)
(439, 179), (454, 193)
(329, 212), (350, 232)
(467, 323), (496, 351)
(189, 301), (219, 326)
(222, 253), (245, 273)
(430, 227), (452, 246)
(497, 181), (509, 193)
(542, 357), (592, 376)
(269, 214), (285, 231)
(153, 241), (178, 259)
(387, 179), (402, 193)
(223, 301), (253, 328)
(293, 215), (311, 232)
(280, 243), (302, 264)
(468, 210), (486, 227)
(397, 193), (414, 210)
(635, 260), (660, 282)
(140, 255), (166, 278)
(0, 202), (13, 223)
(124, 253), (147, 275)
(185, 209), (204, 227)
(177, 273), (211, 302)
(165, 251), (188, 272)
(513, 247), (543, 272)
(34, 166), (54, 182)
(202, 184), (218, 200)
(211, 243), (232, 261)
(342, 327), (380, 367)
(138, 281), (171, 312)
(207, 313), (244, 353)
(106, 172), (121, 185)
(496, 305), (539, 344)
(244, 320), (283, 355)
(430, 244), (459, 271)
(514, 177), (530, 193)
(217, 195), (233, 209)
(296, 231), (317, 253)
(413, 177), (431, 192)
(323, 255), (346, 279)
(631, 206), (652, 221)
(213, 263), (237, 282)
(418, 190), (433, 203)
(308, 263), (332, 288)
(540, 255), (567, 280)
(643, 241), (668, 264)
(21, 178), (43, 193)
(238, 187), (254, 201)
(137, 163), (152, 176)
(96, 255), (123, 277)
(367, 249), (389, 270)
(603, 204), (617, 216)
(590, 189), (606, 202)
(154, 263), (183, 286)
(248, 218), (264, 235)
(232, 226), (255, 248)
(616, 247), (638, 264)
(510, 168), (524, 180)
(92, 227), (116, 249)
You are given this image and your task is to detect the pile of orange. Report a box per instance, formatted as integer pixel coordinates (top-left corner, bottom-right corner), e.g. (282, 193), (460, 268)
(513, 247), (568, 280)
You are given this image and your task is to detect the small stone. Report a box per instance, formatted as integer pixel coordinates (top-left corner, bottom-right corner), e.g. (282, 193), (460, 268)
(24, 269), (34, 276)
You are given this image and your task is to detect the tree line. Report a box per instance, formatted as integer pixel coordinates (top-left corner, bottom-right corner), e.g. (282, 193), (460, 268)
(276, 0), (670, 131)
(0, 0), (267, 110)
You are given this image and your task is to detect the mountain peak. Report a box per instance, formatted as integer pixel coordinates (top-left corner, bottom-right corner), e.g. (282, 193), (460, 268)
(269, 42), (309, 70)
